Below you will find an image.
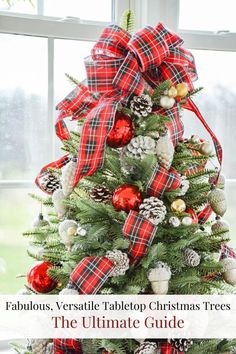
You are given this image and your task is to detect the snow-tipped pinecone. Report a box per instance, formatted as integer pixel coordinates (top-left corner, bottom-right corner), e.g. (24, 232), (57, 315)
(106, 250), (129, 277)
(184, 248), (201, 267)
(45, 343), (54, 354)
(139, 197), (166, 225)
(156, 132), (174, 170)
(90, 185), (112, 203)
(41, 172), (61, 194)
(130, 94), (153, 118)
(171, 339), (193, 352)
(177, 176), (190, 196)
(134, 341), (158, 354)
(122, 136), (156, 160)
(28, 339), (51, 354)
(61, 159), (77, 197)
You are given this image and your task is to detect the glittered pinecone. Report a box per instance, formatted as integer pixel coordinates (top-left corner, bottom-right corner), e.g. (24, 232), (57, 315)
(171, 339), (193, 352)
(208, 188), (227, 217)
(41, 172), (61, 194)
(106, 250), (129, 276)
(61, 159), (77, 197)
(134, 341), (158, 354)
(139, 197), (166, 225)
(122, 136), (156, 160)
(90, 185), (112, 203)
(184, 248), (201, 267)
(28, 339), (51, 354)
(156, 132), (174, 170)
(130, 94), (153, 118)
(177, 176), (190, 196)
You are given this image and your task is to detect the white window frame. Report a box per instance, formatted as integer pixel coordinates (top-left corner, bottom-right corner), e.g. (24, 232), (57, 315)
(0, 0), (130, 189)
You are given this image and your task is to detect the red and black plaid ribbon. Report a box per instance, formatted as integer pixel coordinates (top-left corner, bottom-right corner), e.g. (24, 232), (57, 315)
(54, 339), (82, 354)
(69, 256), (114, 294)
(197, 205), (213, 225)
(123, 211), (157, 261)
(147, 164), (181, 199)
(220, 244), (236, 260)
(35, 155), (70, 194)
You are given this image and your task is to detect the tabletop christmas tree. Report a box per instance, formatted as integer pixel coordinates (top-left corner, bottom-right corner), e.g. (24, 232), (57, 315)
(16, 13), (236, 354)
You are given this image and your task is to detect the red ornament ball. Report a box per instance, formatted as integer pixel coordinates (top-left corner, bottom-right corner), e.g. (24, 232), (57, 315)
(186, 208), (198, 224)
(160, 342), (173, 354)
(106, 112), (134, 148)
(27, 261), (57, 293)
(112, 184), (142, 212)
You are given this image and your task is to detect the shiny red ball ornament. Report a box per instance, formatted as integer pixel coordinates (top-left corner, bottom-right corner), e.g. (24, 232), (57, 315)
(112, 184), (142, 212)
(27, 261), (57, 293)
(186, 208), (198, 224)
(106, 112), (134, 148)
(161, 342), (173, 354)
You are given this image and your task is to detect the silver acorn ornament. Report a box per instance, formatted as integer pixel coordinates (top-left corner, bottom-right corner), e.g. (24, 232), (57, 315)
(156, 132), (174, 170)
(52, 188), (67, 219)
(221, 258), (236, 286)
(184, 248), (201, 267)
(208, 188), (227, 216)
(33, 213), (50, 228)
(211, 218), (230, 240)
(59, 219), (78, 249)
(148, 262), (171, 295)
(61, 159), (77, 197)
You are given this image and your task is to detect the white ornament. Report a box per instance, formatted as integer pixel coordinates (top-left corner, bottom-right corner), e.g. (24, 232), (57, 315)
(169, 216), (181, 227)
(156, 133), (174, 170)
(221, 258), (236, 286)
(52, 189), (67, 219)
(59, 287), (79, 295)
(148, 262), (171, 295)
(59, 219), (78, 248)
(190, 134), (200, 144)
(182, 216), (192, 226)
(160, 96), (175, 109)
(61, 160), (77, 197)
(200, 141), (213, 156)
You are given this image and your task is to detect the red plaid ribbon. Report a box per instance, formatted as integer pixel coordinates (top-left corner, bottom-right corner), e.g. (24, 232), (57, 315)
(123, 211), (157, 261)
(220, 244), (236, 260)
(147, 165), (181, 199)
(197, 205), (213, 225)
(72, 23), (197, 186)
(54, 339), (82, 354)
(35, 155), (70, 194)
(69, 256), (114, 294)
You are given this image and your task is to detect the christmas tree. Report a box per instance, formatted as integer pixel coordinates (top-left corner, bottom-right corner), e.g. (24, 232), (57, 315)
(16, 16), (236, 354)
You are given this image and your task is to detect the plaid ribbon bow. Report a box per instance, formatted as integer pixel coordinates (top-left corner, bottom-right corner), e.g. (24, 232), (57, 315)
(54, 339), (82, 354)
(220, 244), (236, 260)
(72, 23), (197, 187)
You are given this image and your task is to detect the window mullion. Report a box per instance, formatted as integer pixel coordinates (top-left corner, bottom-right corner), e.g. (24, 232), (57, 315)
(48, 37), (55, 161)
(37, 0), (44, 16)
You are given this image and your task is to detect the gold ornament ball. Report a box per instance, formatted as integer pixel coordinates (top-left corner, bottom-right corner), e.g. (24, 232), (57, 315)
(176, 83), (189, 98)
(171, 199), (186, 213)
(200, 141), (213, 156)
(168, 86), (178, 98)
(67, 226), (77, 237)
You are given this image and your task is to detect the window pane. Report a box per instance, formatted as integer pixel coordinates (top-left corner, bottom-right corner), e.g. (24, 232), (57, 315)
(0, 34), (49, 180)
(179, 0), (236, 32)
(0, 188), (40, 294)
(44, 0), (112, 22)
(181, 50), (236, 178)
(0, 0), (37, 14)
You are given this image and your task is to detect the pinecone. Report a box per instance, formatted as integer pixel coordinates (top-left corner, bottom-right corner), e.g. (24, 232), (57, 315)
(139, 197), (167, 225)
(28, 339), (51, 354)
(184, 248), (201, 267)
(106, 250), (129, 277)
(171, 339), (193, 352)
(130, 94), (153, 118)
(45, 343), (54, 354)
(90, 185), (112, 203)
(156, 132), (174, 170)
(61, 159), (77, 197)
(122, 136), (156, 160)
(41, 172), (61, 193)
(134, 341), (158, 354)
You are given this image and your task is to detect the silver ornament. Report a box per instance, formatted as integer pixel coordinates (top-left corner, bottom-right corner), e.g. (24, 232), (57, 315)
(211, 218), (229, 240)
(182, 216), (192, 226)
(200, 141), (213, 155)
(148, 262), (171, 295)
(169, 216), (181, 227)
(184, 248), (201, 267)
(52, 189), (67, 219)
(58, 219), (78, 248)
(33, 213), (50, 228)
(61, 160), (77, 197)
(221, 258), (236, 286)
(139, 197), (166, 225)
(159, 95), (175, 109)
(106, 250), (129, 277)
(156, 133), (174, 170)
(208, 188), (227, 216)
